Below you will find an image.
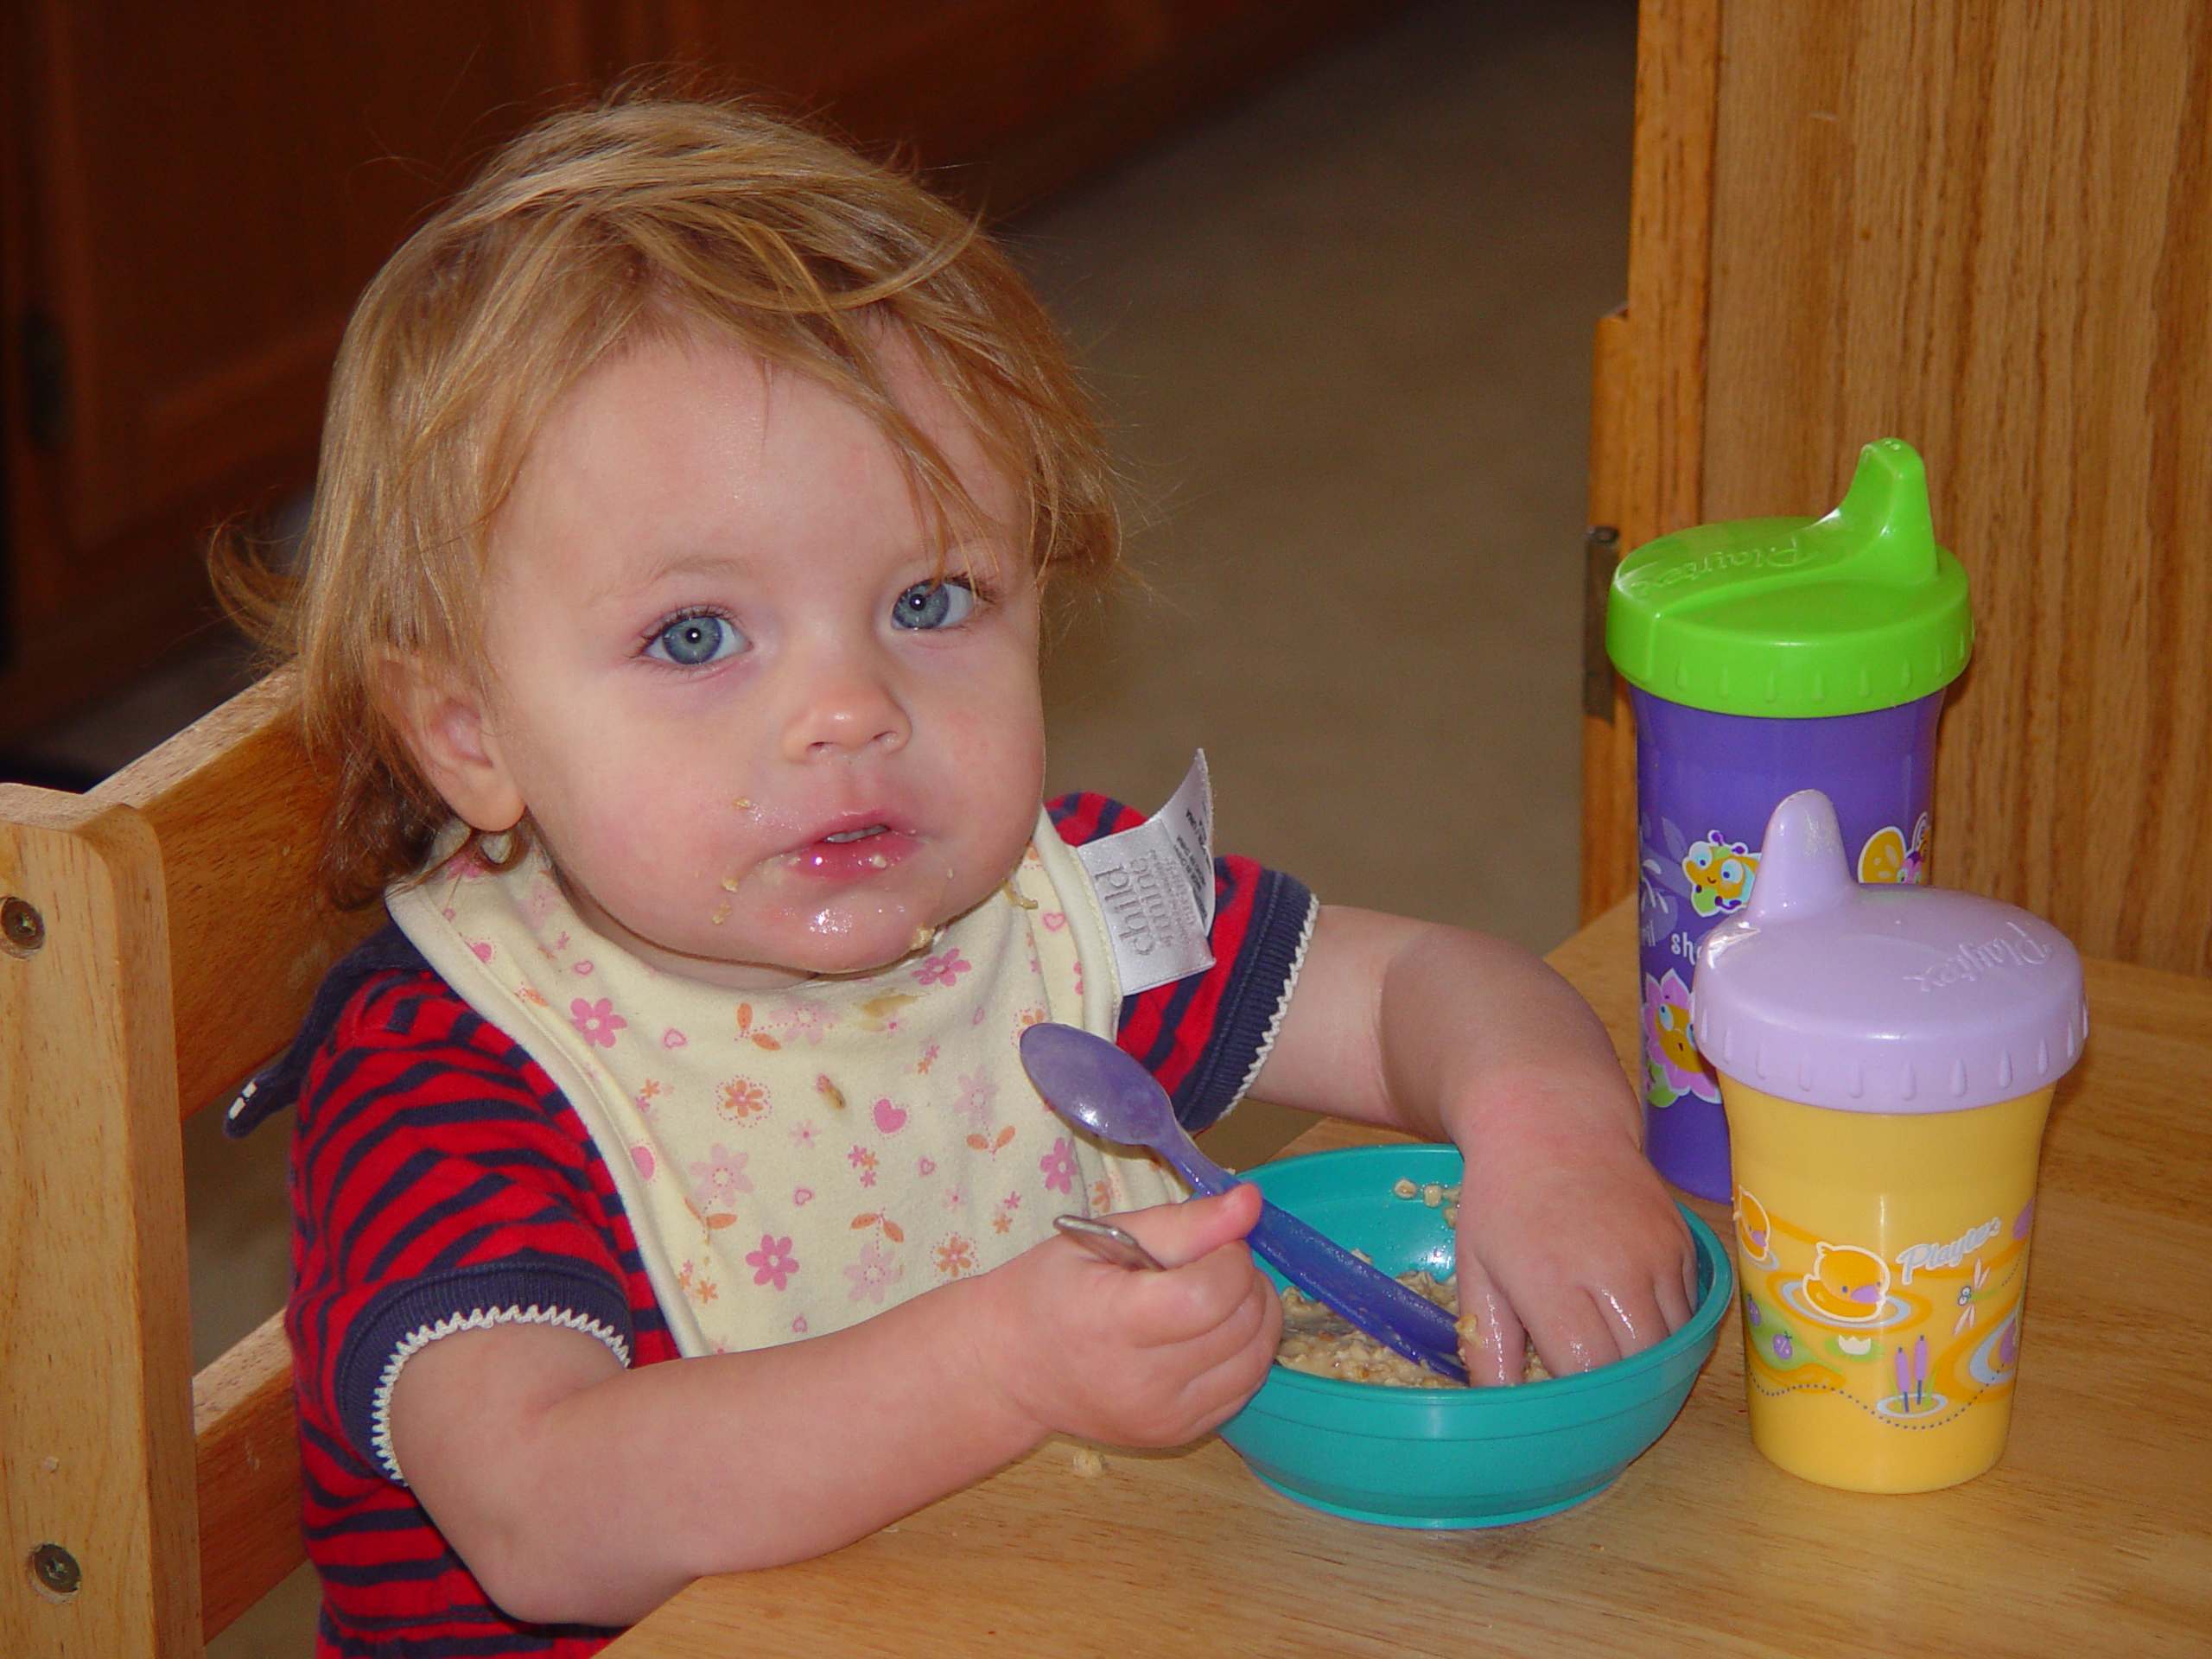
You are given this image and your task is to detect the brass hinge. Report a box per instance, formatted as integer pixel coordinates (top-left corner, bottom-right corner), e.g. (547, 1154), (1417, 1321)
(1582, 524), (1619, 720)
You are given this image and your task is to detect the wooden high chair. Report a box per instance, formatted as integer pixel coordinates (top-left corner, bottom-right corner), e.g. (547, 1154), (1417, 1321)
(1, 673), (377, 1656)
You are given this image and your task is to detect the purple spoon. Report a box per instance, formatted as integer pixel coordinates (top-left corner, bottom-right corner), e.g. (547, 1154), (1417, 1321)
(1019, 1022), (1469, 1384)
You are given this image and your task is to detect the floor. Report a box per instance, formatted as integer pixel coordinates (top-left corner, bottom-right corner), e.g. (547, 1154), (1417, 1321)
(14, 3), (1636, 1648)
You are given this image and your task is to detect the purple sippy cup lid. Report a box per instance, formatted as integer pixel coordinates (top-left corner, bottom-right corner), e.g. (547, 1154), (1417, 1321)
(1691, 790), (2087, 1114)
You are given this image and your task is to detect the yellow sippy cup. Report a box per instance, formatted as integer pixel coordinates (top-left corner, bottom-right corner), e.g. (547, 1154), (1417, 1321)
(1691, 790), (2086, 1493)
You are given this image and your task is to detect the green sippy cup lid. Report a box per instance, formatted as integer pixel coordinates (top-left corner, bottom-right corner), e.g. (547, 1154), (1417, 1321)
(1605, 439), (1973, 718)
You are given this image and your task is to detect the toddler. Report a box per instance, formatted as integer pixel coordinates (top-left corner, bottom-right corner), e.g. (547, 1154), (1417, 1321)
(223, 97), (1696, 1657)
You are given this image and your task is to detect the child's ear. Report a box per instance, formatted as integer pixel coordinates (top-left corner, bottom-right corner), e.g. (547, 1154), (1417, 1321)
(375, 654), (527, 835)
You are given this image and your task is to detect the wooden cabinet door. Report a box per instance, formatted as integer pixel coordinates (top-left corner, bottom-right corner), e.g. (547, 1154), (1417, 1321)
(1, 0), (1387, 744)
(2, 2), (600, 732)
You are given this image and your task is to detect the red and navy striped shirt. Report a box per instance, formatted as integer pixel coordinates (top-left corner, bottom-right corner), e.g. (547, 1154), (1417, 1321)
(237, 797), (1313, 1657)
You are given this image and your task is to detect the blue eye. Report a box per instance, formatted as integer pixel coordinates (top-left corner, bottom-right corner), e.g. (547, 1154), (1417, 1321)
(891, 581), (976, 631)
(647, 612), (742, 666)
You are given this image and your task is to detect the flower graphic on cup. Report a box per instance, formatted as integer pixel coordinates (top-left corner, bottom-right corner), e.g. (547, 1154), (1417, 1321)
(1643, 970), (1720, 1107)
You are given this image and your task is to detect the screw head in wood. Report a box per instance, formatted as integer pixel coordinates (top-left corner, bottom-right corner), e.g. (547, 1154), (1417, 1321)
(29, 1543), (80, 1596)
(2, 896), (43, 954)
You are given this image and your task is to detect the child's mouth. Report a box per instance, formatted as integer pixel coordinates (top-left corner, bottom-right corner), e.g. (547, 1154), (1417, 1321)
(784, 821), (916, 880)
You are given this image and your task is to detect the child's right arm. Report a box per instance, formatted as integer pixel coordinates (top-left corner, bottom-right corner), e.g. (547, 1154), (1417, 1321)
(388, 1181), (1276, 1629)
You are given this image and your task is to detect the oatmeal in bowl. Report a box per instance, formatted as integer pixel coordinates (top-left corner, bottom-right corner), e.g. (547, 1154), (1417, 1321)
(1271, 1175), (1551, 1388)
(1216, 1144), (1731, 1529)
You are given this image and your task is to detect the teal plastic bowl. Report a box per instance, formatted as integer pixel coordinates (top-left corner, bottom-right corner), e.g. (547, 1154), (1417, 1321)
(1217, 1144), (1731, 1529)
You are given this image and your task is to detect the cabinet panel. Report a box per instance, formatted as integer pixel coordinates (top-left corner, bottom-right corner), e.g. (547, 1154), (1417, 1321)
(17, 2), (591, 581)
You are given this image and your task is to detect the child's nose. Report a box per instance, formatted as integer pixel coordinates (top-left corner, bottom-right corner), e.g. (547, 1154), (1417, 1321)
(779, 646), (911, 762)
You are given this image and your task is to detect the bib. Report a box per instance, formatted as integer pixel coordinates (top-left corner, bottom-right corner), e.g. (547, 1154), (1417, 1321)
(388, 813), (1186, 1357)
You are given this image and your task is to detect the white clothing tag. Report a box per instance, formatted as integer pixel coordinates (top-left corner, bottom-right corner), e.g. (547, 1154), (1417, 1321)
(1074, 752), (1217, 996)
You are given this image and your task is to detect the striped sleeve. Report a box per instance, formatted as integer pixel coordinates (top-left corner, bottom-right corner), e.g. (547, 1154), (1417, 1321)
(1048, 791), (1317, 1135)
(289, 973), (639, 1484)
(283, 963), (669, 1656)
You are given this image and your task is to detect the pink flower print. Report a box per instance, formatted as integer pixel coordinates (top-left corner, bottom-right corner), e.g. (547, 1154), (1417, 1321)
(914, 946), (972, 988)
(747, 1234), (799, 1290)
(848, 1145), (880, 1187)
(662, 1027), (688, 1050)
(630, 1145), (656, 1180)
(916, 1042), (941, 1075)
(790, 1122), (818, 1149)
(844, 1238), (903, 1305)
(943, 1185), (965, 1211)
(688, 1144), (753, 1209)
(569, 997), (626, 1047)
(1039, 1135), (1077, 1195)
(716, 1077), (771, 1122)
(772, 999), (834, 1046)
(954, 1071), (999, 1129)
(936, 1236), (978, 1278)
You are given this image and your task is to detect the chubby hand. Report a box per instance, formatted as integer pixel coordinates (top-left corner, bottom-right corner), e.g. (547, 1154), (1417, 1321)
(977, 1183), (1281, 1446)
(1450, 1115), (1699, 1387)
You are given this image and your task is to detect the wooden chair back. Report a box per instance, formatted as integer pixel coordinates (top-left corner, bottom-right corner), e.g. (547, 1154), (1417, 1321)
(1, 673), (377, 1656)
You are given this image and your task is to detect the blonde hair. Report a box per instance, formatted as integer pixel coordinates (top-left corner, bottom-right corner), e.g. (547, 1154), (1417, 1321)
(217, 95), (1117, 908)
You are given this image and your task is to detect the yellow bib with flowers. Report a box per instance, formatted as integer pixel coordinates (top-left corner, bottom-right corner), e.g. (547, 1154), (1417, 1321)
(386, 812), (1185, 1358)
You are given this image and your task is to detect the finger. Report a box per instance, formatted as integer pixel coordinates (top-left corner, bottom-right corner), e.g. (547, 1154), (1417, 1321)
(1174, 1262), (1281, 1370)
(1662, 1250), (1699, 1332)
(1589, 1282), (1676, 1359)
(1111, 1182), (1262, 1270)
(1451, 1252), (1529, 1387)
(1172, 1282), (1284, 1435)
(1122, 1231), (1274, 1349)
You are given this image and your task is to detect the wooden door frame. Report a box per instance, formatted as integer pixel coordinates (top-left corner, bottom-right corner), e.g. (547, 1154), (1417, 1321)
(1580, 0), (1721, 925)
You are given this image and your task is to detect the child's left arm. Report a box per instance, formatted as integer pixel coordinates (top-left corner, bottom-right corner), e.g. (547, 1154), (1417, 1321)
(1250, 904), (1697, 1385)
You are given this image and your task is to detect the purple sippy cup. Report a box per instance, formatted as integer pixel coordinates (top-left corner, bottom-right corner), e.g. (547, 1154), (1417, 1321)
(1605, 439), (1972, 1200)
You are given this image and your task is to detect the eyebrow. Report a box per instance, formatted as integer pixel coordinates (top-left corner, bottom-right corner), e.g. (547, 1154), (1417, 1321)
(587, 550), (755, 610)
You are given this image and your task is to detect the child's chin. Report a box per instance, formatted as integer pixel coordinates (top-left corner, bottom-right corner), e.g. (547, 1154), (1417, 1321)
(768, 924), (934, 981)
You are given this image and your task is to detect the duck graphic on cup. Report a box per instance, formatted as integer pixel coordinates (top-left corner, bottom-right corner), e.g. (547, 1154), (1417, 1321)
(1732, 1187), (1778, 1268)
(1801, 1242), (1891, 1324)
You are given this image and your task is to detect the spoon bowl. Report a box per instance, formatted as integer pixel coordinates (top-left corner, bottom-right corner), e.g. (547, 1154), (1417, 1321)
(1019, 1023), (1468, 1383)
